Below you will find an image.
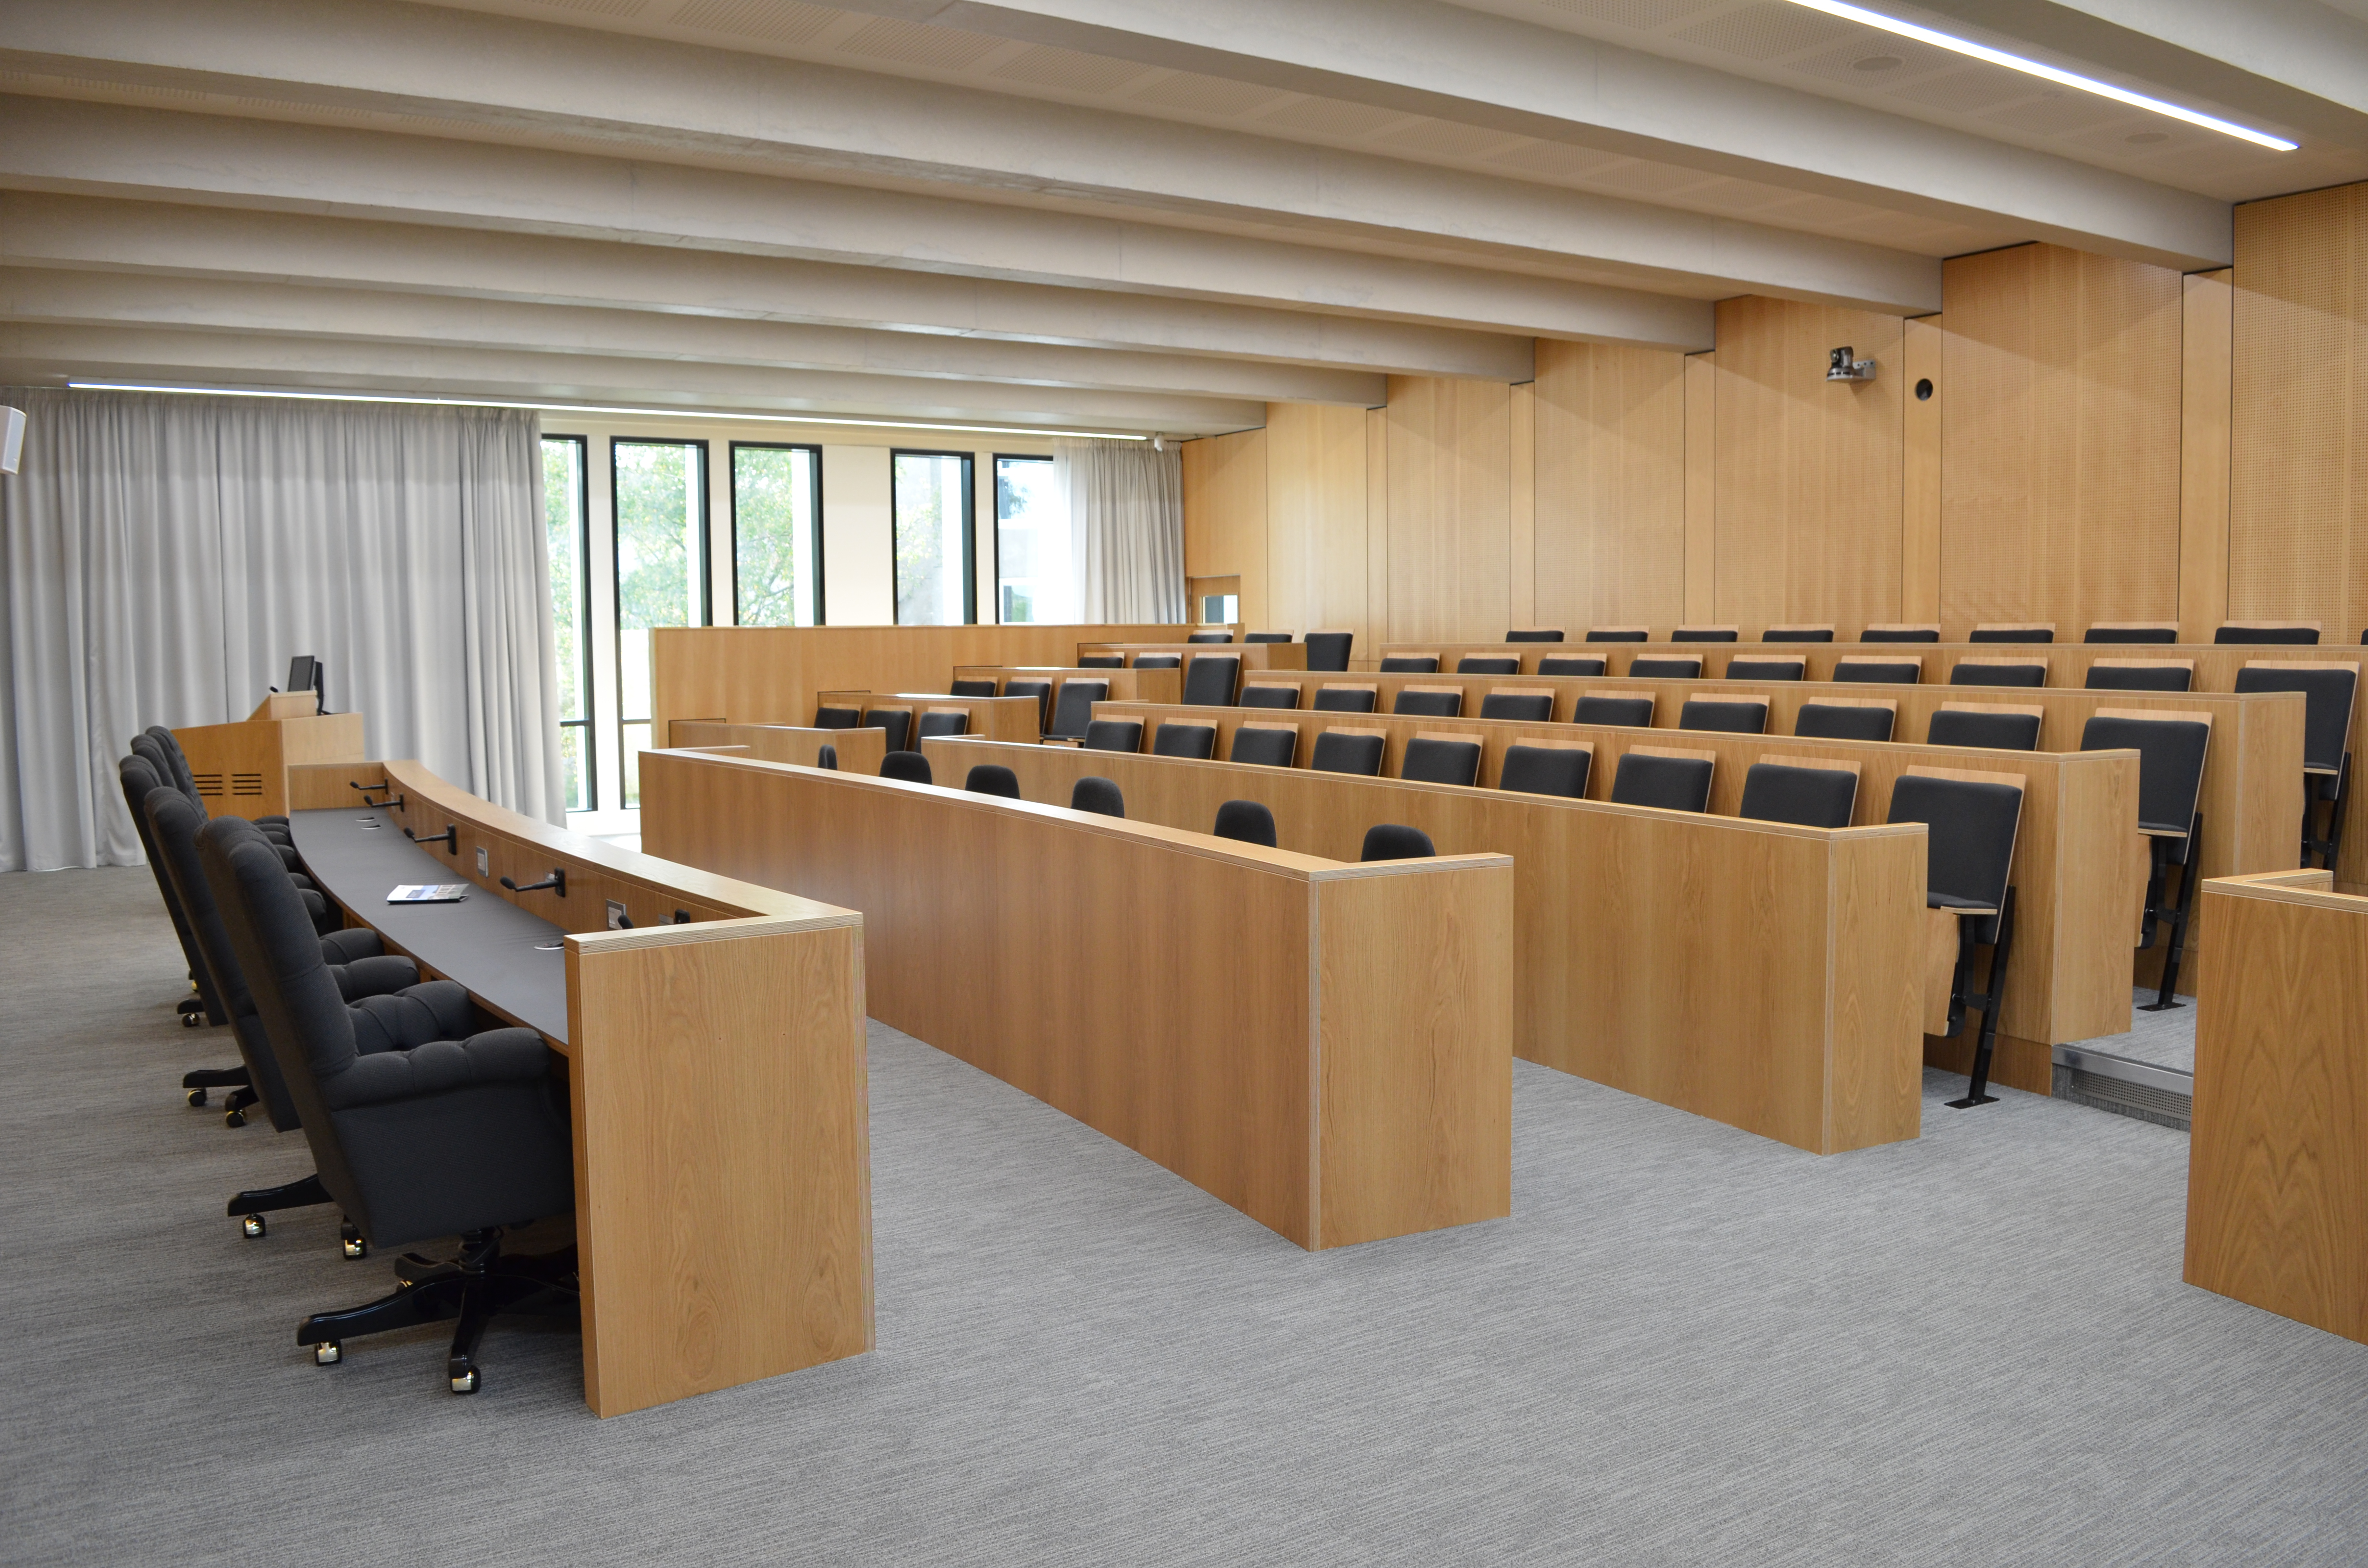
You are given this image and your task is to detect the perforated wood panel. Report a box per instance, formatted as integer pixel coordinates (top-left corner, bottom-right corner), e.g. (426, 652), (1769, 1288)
(1385, 376), (1512, 643)
(1263, 402), (1372, 650)
(1533, 339), (1687, 634)
(1181, 427), (1269, 625)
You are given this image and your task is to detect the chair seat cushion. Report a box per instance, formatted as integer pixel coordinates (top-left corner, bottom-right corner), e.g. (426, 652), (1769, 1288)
(1927, 893), (1997, 913)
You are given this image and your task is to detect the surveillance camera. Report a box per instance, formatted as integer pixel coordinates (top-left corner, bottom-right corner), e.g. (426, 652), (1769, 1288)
(1825, 347), (1876, 383)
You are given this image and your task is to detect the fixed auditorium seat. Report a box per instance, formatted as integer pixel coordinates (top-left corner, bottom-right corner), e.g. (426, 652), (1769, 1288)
(1399, 735), (1482, 788)
(2085, 660), (2194, 693)
(1213, 800), (1278, 847)
(1727, 656), (1805, 682)
(1239, 683), (1300, 710)
(1575, 694), (1655, 728)
(1186, 631), (1235, 644)
(881, 752), (932, 785)
(1949, 659), (2047, 689)
(1392, 686), (1463, 718)
(1678, 698), (1769, 735)
(2216, 622), (2321, 645)
(2081, 711), (2212, 1011)
(1181, 654), (1241, 707)
(1585, 627), (1650, 643)
(1496, 742), (1591, 798)
(1303, 631), (1354, 672)
(1379, 654), (1440, 674)
(1312, 685), (1379, 714)
(1047, 679), (1108, 741)
(1832, 657), (1923, 684)
(1082, 719), (1144, 753)
(1971, 624), (2055, 644)
(964, 764), (1021, 798)
(1152, 722), (1217, 759)
(1609, 750), (1713, 812)
(1505, 628), (1565, 643)
(814, 703), (862, 730)
(1244, 631), (1294, 645)
(1133, 655), (1181, 670)
(1001, 679), (1053, 732)
(950, 678), (999, 697)
(1456, 656), (1520, 674)
(1792, 701), (1895, 743)
(915, 709), (968, 740)
(1925, 704), (2043, 751)
(1537, 655), (1607, 677)
(1887, 770), (2023, 1109)
(1764, 625), (1835, 643)
(1310, 730), (1386, 777)
(1628, 655), (1702, 680)
(1228, 725), (1298, 768)
(2084, 623), (2179, 644)
(1672, 625), (1738, 643)
(865, 708), (912, 752)
(1737, 761), (1858, 829)
(1860, 625), (1940, 643)
(1478, 689), (1554, 723)
(1070, 777), (1125, 817)
(1360, 824), (1435, 861)
(2233, 661), (2359, 869)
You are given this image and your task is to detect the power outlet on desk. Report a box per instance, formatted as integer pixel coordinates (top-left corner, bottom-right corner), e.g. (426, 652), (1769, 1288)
(475, 846), (489, 876)
(607, 899), (629, 930)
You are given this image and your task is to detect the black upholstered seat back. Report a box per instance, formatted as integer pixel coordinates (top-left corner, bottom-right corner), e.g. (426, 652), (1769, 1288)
(1133, 654), (1181, 670)
(1312, 686), (1378, 714)
(965, 764), (1021, 798)
(1456, 656), (1520, 674)
(1400, 737), (1481, 787)
(1833, 659), (1922, 684)
(1536, 656), (1606, 678)
(1393, 688), (1462, 718)
(1738, 763), (1857, 829)
(1303, 632), (1354, 672)
(1310, 731), (1385, 776)
(1214, 800), (1277, 846)
(1629, 656), (1702, 679)
(1048, 679), (1107, 739)
(1497, 744), (1590, 798)
(1478, 692), (1553, 722)
(1574, 694), (1654, 727)
(1240, 685), (1300, 710)
(2081, 715), (2210, 844)
(881, 751), (932, 784)
(1228, 727), (1297, 768)
(1379, 655), (1439, 674)
(1152, 722), (1217, 759)
(815, 704), (862, 729)
(1678, 698), (1768, 735)
(950, 678), (999, 696)
(1860, 627), (1939, 644)
(1586, 629), (1649, 642)
(816, 745), (838, 770)
(1609, 753), (1713, 812)
(1001, 680), (1053, 731)
(1794, 702), (1895, 742)
(131, 733), (199, 814)
(1182, 656), (1241, 707)
(1505, 628), (1564, 643)
(1887, 773), (2022, 940)
(1244, 631), (1293, 645)
(2085, 663), (2192, 692)
(916, 710), (968, 739)
(2233, 664), (2357, 772)
(1672, 627), (1737, 643)
(1926, 708), (2043, 751)
(1949, 662), (2046, 688)
(2084, 625), (2178, 644)
(143, 725), (205, 806)
(1076, 656), (1124, 668)
(1360, 824), (1434, 861)
(866, 709), (912, 751)
(1187, 631), (1234, 644)
(1727, 658), (1804, 681)
(119, 754), (216, 1019)
(1071, 777), (1125, 817)
(1971, 627), (2054, 644)
(1083, 719), (1144, 753)
(1765, 628), (1835, 643)
(2218, 624), (2320, 645)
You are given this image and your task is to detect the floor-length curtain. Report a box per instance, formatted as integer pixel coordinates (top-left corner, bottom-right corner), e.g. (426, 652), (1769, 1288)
(1057, 437), (1184, 624)
(0, 387), (565, 872)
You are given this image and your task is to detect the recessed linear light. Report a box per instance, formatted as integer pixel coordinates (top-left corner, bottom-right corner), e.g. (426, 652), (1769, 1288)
(63, 381), (1149, 441)
(1778, 0), (2298, 151)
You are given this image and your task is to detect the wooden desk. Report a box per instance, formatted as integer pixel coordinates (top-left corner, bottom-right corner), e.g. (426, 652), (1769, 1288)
(1074, 641), (1309, 673)
(284, 759), (872, 1417)
(922, 735), (1927, 1154)
(670, 720), (888, 773)
(2186, 868), (2368, 1345)
(638, 747), (1514, 1249)
(814, 690), (1043, 743)
(950, 665), (1184, 708)
(173, 693), (365, 821)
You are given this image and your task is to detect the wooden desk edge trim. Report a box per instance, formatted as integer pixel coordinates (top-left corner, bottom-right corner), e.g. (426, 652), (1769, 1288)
(567, 911), (863, 953)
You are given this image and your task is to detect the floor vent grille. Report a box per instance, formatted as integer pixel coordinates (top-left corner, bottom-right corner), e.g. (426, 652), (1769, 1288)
(2053, 1064), (2191, 1132)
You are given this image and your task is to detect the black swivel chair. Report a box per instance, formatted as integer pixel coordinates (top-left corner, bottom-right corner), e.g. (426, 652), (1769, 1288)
(1949, 661), (2047, 689)
(1360, 824), (1434, 861)
(1310, 731), (1385, 777)
(881, 752), (933, 785)
(1400, 737), (1481, 788)
(1071, 778), (1125, 817)
(1575, 694), (1654, 728)
(2081, 713), (2212, 1011)
(1152, 722), (1217, 760)
(1971, 625), (2055, 644)
(1678, 698), (1768, 735)
(1213, 800), (1278, 846)
(2084, 625), (2180, 644)
(1379, 655), (1440, 674)
(2217, 623), (2320, 645)
(1727, 657), (1805, 682)
(916, 710), (968, 740)
(1497, 744), (1590, 798)
(2233, 662), (2358, 869)
(1303, 632), (1354, 672)
(1505, 628), (1565, 643)
(1002, 680), (1053, 733)
(1926, 707), (2043, 751)
(1244, 631), (1294, 646)
(1586, 628), (1650, 643)
(1187, 630), (1235, 644)
(2086, 662), (2193, 693)
(965, 764), (1021, 798)
(200, 817), (578, 1394)
(1047, 679), (1109, 741)
(1672, 626), (1738, 643)
(1456, 656), (1520, 674)
(1629, 656), (1702, 680)
(1737, 763), (1858, 829)
(1793, 702), (1894, 742)
(1538, 656), (1607, 677)
(1833, 658), (1923, 685)
(1228, 727), (1298, 768)
(865, 709), (912, 752)
(1609, 752), (1713, 812)
(1312, 686), (1379, 714)
(1240, 684), (1300, 710)
(1478, 691), (1553, 723)
(1888, 773), (2023, 1108)
(1182, 655), (1242, 707)
(1393, 688), (1463, 718)
(814, 704), (862, 730)
(950, 678), (999, 697)
(1861, 626), (1940, 644)
(1083, 719), (1145, 753)
(119, 753), (227, 1029)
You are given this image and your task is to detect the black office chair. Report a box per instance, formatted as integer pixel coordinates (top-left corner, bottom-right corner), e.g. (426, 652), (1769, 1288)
(950, 678), (999, 697)
(1071, 777), (1125, 817)
(1182, 655), (1242, 707)
(2084, 625), (2179, 644)
(1793, 702), (1895, 743)
(1586, 628), (1650, 643)
(2081, 713), (2211, 1011)
(1240, 684), (1300, 710)
(1083, 719), (1145, 753)
(1609, 752), (1713, 812)
(1727, 657), (1804, 682)
(1244, 631), (1293, 645)
(1737, 763), (1857, 829)
(1379, 655), (1439, 674)
(866, 709), (912, 752)
(1303, 631), (1354, 672)
(1971, 625), (2054, 644)
(1393, 688), (1463, 718)
(2086, 662), (2193, 692)
(1537, 656), (1607, 677)
(1672, 626), (1738, 643)
(1926, 707), (2042, 751)
(1002, 679), (1053, 732)
(881, 751), (933, 785)
(120, 753), (229, 1030)
(1888, 772), (2023, 1108)
(1861, 626), (1940, 644)
(1228, 727), (1298, 768)
(1360, 824), (1435, 861)
(1312, 686), (1379, 714)
(1456, 656), (1520, 674)
(916, 710), (968, 740)
(816, 745), (838, 770)
(2217, 623), (2320, 645)
(1833, 658), (1923, 684)
(1187, 630), (1235, 644)
(1629, 656), (1702, 679)
(1310, 731), (1385, 777)
(1764, 627), (1835, 644)
(1678, 698), (1768, 735)
(1400, 737), (1481, 787)
(965, 764), (1021, 798)
(1498, 744), (1590, 798)
(200, 816), (578, 1395)
(1505, 628), (1565, 643)
(815, 704), (863, 730)
(1133, 655), (1182, 671)
(1478, 691), (1553, 722)
(1574, 694), (1654, 727)
(2233, 662), (2358, 869)
(1949, 662), (2046, 689)
(1152, 722), (1217, 760)
(1047, 679), (1108, 741)
(1214, 800), (1278, 847)
(1076, 656), (1124, 669)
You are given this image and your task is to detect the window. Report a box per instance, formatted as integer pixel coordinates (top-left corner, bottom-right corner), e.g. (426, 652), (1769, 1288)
(994, 454), (1069, 625)
(542, 436), (593, 813)
(732, 443), (823, 627)
(1201, 592), (1240, 625)
(891, 450), (975, 625)
(614, 439), (709, 807)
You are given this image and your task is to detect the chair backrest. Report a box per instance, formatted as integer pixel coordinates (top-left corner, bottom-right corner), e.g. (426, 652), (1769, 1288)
(916, 709), (968, 739)
(2232, 662), (2359, 773)
(1001, 679), (1053, 731)
(1537, 655), (1607, 677)
(1737, 761), (1859, 829)
(2085, 659), (2194, 693)
(1400, 734), (1482, 788)
(1303, 630), (1354, 672)
(1497, 742), (1591, 798)
(2080, 711), (2212, 841)
(1244, 631), (1294, 644)
(2217, 622), (2321, 645)
(815, 703), (863, 730)
(950, 678), (999, 697)
(1151, 722), (1217, 760)
(130, 733), (197, 814)
(1360, 823), (1435, 861)
(1949, 660), (2047, 688)
(1133, 654), (1182, 670)
(1228, 724), (1298, 768)
(1505, 627), (1565, 643)
(1609, 749), (1714, 812)
(1575, 694), (1655, 727)
(1455, 655), (1521, 674)
(2084, 623), (2179, 644)
(1048, 679), (1108, 739)
(880, 751), (933, 785)
(143, 725), (204, 805)
(118, 754), (211, 1008)
(1240, 683), (1301, 710)
(1213, 800), (1278, 846)
(1727, 657), (1805, 681)
(1672, 625), (1738, 643)
(1181, 654), (1242, 707)
(1585, 626), (1650, 642)
(1628, 655), (1703, 679)
(1379, 654), (1440, 673)
(1392, 686), (1463, 718)
(1677, 698), (1769, 735)
(1070, 777), (1125, 817)
(1925, 704), (2043, 751)
(1833, 657), (1923, 684)
(1076, 655), (1124, 669)
(1082, 718), (1144, 753)
(1187, 630), (1235, 643)
(1887, 770), (2024, 940)
(866, 708), (912, 752)
(1310, 729), (1386, 776)
(1312, 684), (1379, 714)
(1971, 624), (2055, 643)
(1793, 701), (1895, 743)
(964, 763), (1020, 798)
(1478, 689), (1553, 723)
(1764, 626), (1835, 643)
(816, 744), (838, 770)
(1860, 625), (1940, 643)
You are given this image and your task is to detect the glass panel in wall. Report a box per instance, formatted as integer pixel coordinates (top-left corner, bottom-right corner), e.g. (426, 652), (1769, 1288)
(542, 435), (593, 813)
(994, 454), (1070, 624)
(614, 439), (708, 808)
(892, 450), (974, 626)
(732, 443), (822, 627)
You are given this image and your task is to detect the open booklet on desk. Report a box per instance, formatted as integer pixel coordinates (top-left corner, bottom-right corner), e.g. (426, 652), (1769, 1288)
(386, 882), (470, 903)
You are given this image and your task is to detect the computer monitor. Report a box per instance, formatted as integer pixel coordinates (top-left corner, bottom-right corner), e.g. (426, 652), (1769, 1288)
(285, 655), (325, 712)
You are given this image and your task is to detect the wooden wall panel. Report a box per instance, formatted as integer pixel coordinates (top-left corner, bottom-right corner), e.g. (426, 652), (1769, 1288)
(1712, 296), (1904, 632)
(1509, 380), (1537, 629)
(1263, 402), (1371, 648)
(1939, 243), (2183, 640)
(1684, 351), (1715, 624)
(1532, 340), (1688, 636)
(2231, 186), (2368, 642)
(1180, 427), (1269, 627)
(2180, 270), (2235, 643)
(1902, 315), (1943, 623)
(1386, 375), (1511, 643)
(1366, 405), (1390, 652)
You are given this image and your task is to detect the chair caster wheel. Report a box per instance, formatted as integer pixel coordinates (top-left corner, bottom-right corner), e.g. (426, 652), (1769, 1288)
(182, 1013), (202, 1028)
(241, 1213), (266, 1239)
(314, 1341), (341, 1366)
(449, 1360), (480, 1395)
(187, 1088), (207, 1108)
(340, 1224), (367, 1261)
(223, 1108), (246, 1129)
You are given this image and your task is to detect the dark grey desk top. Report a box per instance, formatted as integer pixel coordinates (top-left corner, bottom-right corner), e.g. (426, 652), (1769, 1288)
(288, 808), (572, 1045)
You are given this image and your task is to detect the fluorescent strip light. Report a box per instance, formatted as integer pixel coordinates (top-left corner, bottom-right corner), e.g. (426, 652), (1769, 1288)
(64, 381), (1150, 441)
(1780, 0), (2297, 151)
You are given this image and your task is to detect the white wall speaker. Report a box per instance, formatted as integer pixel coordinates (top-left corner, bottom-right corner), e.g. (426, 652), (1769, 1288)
(0, 406), (23, 475)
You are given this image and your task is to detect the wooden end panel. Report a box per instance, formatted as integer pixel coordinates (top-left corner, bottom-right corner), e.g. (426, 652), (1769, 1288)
(2047, 752), (2144, 1043)
(1824, 829), (1926, 1153)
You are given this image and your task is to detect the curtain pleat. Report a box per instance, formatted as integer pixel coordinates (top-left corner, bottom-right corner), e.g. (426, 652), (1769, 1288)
(1056, 437), (1184, 624)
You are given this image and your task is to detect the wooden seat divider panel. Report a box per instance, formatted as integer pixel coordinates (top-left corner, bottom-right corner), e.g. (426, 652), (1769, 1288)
(815, 690), (1043, 743)
(1076, 641), (1309, 672)
(951, 666), (1185, 707)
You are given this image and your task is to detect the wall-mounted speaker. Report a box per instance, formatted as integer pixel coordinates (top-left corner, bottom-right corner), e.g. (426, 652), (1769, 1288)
(0, 406), (22, 475)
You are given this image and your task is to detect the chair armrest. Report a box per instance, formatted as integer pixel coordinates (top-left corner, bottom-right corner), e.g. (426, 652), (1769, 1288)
(332, 954), (421, 1002)
(317, 927), (384, 964)
(321, 1027), (552, 1110)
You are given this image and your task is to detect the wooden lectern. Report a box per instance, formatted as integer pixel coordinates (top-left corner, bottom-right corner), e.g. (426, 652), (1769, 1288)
(172, 693), (366, 821)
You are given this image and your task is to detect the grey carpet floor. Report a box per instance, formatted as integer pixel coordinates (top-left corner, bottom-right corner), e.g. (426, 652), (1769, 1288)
(2072, 986), (2200, 1075)
(5, 868), (2366, 1567)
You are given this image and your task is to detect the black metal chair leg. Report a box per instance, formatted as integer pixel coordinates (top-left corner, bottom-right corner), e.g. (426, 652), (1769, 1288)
(2143, 814), (2202, 1012)
(227, 1172), (331, 1240)
(181, 1065), (248, 1108)
(1949, 892), (2016, 1110)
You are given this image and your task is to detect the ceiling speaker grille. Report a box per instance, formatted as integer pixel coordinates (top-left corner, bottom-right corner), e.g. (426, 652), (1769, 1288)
(1671, 2), (1860, 61)
(990, 45), (1160, 96)
(836, 16), (1004, 70)
(669, 0), (840, 46)
(1783, 35), (1960, 85)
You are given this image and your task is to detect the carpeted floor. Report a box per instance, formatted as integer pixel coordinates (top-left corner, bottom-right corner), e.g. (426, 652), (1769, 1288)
(2072, 986), (2201, 1074)
(5, 867), (2365, 1566)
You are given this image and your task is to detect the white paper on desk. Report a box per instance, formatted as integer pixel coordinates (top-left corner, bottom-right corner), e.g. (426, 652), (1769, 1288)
(386, 883), (470, 904)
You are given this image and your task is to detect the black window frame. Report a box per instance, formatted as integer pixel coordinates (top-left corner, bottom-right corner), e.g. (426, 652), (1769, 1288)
(728, 440), (827, 628)
(890, 447), (977, 626)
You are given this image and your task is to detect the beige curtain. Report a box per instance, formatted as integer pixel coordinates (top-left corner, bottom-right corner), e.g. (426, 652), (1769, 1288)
(1057, 437), (1184, 624)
